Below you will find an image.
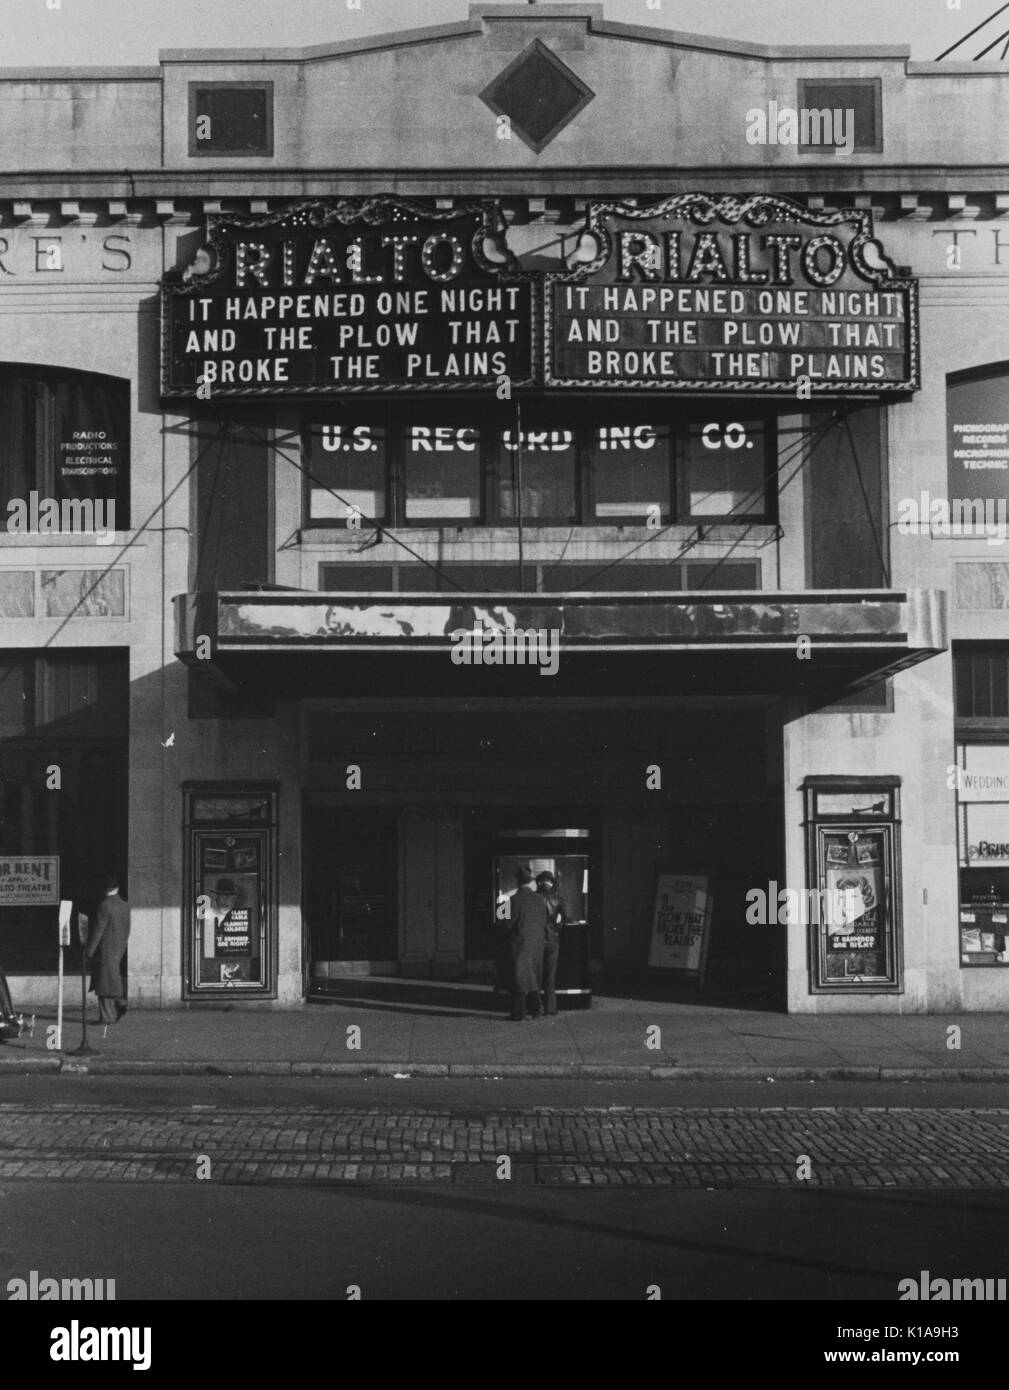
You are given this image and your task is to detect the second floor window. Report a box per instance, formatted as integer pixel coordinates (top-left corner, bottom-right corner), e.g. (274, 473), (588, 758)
(302, 403), (774, 529)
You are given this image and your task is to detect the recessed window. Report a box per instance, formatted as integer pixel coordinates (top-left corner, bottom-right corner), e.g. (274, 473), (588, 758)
(301, 405), (773, 529)
(797, 78), (882, 154)
(495, 419), (577, 523)
(0, 366), (130, 531)
(189, 82), (274, 157)
(954, 739), (1009, 967)
(683, 415), (771, 520)
(588, 419), (673, 522)
(404, 423), (482, 522)
(480, 40), (594, 154)
(305, 419), (387, 524)
(956, 645), (1009, 721)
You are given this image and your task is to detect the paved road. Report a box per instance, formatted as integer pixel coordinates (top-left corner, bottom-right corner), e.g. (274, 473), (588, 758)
(3, 1098), (1009, 1187)
(2, 1079), (1008, 1301)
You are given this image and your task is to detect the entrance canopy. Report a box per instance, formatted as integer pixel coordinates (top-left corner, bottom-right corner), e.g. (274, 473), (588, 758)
(174, 588), (946, 700)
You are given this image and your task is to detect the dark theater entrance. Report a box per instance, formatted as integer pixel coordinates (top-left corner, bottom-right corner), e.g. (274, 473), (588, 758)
(299, 701), (786, 1008)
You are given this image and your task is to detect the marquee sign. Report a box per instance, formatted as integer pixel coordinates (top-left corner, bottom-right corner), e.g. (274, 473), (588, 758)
(161, 197), (536, 397)
(546, 194), (919, 395)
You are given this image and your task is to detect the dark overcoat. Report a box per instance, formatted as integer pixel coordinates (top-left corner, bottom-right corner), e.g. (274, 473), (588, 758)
(508, 886), (550, 993)
(86, 893), (130, 998)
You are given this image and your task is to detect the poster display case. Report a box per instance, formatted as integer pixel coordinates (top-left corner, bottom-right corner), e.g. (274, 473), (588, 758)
(183, 785), (278, 998)
(803, 777), (903, 993)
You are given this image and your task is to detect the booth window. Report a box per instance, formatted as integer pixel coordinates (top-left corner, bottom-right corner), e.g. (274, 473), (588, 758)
(796, 78), (882, 153)
(0, 367), (130, 531)
(954, 645), (1009, 965)
(189, 82), (273, 157)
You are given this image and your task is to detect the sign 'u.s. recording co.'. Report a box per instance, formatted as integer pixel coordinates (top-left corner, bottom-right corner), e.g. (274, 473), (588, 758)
(546, 195), (918, 394)
(162, 197), (536, 396)
(161, 194), (918, 398)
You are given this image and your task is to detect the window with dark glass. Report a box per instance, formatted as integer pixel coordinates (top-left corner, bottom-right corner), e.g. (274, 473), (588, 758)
(806, 405), (887, 587)
(797, 78), (882, 153)
(946, 366), (1009, 518)
(0, 367), (130, 530)
(587, 417), (673, 521)
(300, 405), (772, 529)
(304, 419), (387, 524)
(682, 413), (771, 520)
(494, 416), (577, 523)
(404, 422), (483, 522)
(189, 82), (273, 157)
(0, 650), (128, 976)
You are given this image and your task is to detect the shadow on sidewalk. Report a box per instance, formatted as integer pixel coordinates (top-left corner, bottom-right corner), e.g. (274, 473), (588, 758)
(309, 977), (504, 1018)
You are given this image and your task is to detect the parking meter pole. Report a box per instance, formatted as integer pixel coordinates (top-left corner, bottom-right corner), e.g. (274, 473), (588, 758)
(56, 899), (72, 1053)
(68, 908), (96, 1057)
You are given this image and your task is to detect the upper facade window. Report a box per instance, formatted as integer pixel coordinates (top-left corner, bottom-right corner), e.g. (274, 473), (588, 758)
(479, 40), (595, 154)
(0, 367), (130, 533)
(189, 82), (274, 157)
(796, 78), (882, 154)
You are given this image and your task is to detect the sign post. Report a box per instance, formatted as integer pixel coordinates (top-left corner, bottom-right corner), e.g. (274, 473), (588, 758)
(67, 908), (96, 1056)
(56, 899), (72, 1051)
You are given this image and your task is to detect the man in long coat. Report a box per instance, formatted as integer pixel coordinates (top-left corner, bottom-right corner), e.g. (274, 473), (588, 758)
(536, 870), (568, 1017)
(507, 866), (550, 1021)
(86, 876), (130, 1024)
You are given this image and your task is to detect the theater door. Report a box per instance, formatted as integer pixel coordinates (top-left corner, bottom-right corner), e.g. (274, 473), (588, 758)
(304, 808), (398, 987)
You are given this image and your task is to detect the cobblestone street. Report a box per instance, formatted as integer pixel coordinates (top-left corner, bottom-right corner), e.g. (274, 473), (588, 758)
(3, 1103), (1009, 1188)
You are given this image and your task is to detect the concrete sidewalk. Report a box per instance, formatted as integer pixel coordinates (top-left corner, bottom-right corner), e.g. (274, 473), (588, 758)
(1, 979), (1006, 1079)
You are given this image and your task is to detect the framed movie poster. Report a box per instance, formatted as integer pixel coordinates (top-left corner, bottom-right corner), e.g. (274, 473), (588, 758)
(646, 872), (713, 981)
(803, 777), (903, 993)
(183, 784), (278, 997)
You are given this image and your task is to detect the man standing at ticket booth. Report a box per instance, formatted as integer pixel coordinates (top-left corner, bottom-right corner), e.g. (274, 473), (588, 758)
(536, 870), (567, 1016)
(507, 866), (550, 1022)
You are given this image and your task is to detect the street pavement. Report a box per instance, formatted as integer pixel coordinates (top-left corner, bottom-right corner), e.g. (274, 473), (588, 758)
(2, 1078), (1008, 1302)
(2, 1095), (1009, 1187)
(2, 983), (1007, 1079)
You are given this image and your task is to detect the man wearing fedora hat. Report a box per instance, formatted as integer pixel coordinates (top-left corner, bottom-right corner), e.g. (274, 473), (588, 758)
(85, 875), (130, 1025)
(536, 870), (568, 1016)
(506, 865), (550, 1021)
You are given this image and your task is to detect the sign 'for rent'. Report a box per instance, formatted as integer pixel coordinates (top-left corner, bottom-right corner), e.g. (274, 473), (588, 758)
(0, 856), (60, 906)
(161, 197), (536, 397)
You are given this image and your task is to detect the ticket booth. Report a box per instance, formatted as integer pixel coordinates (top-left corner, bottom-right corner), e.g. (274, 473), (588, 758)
(491, 827), (592, 1007)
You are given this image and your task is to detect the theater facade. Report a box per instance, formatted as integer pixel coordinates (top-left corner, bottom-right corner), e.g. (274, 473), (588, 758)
(1, 2), (1008, 1013)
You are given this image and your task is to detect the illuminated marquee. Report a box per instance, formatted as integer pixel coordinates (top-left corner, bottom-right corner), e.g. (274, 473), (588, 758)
(161, 197), (536, 396)
(546, 194), (919, 395)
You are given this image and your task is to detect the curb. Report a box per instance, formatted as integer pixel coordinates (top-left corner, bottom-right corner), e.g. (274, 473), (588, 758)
(2, 1058), (1009, 1081)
